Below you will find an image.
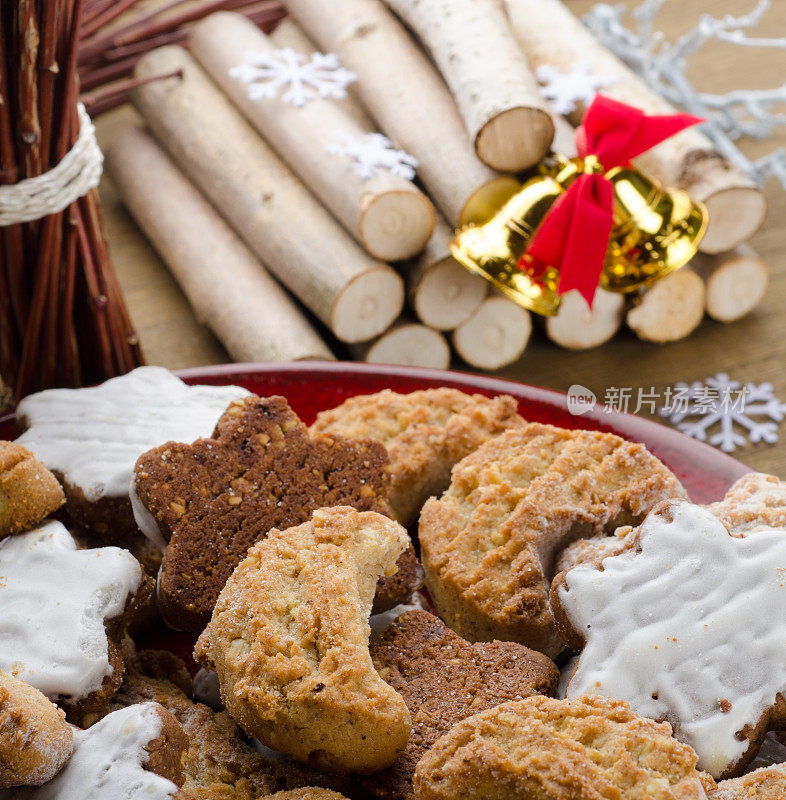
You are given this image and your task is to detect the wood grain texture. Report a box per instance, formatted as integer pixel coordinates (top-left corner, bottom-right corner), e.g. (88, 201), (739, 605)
(97, 0), (786, 475)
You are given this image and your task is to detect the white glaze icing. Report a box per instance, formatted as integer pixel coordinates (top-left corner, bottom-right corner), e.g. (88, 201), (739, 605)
(129, 482), (167, 550)
(16, 366), (249, 503)
(561, 501), (786, 778)
(0, 521), (142, 702)
(11, 703), (179, 800)
(369, 593), (426, 634)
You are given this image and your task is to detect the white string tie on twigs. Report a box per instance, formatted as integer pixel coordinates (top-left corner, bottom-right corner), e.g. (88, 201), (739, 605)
(0, 103), (103, 226)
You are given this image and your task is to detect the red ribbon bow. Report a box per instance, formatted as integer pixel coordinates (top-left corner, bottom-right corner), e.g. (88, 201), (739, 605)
(521, 95), (703, 308)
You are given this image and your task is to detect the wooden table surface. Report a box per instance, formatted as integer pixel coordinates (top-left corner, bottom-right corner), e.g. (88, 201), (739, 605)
(95, 0), (786, 476)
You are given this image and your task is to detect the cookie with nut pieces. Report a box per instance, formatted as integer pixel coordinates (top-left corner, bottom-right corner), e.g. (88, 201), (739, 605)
(195, 507), (413, 775)
(419, 423), (686, 657)
(310, 388), (524, 527)
(0, 672), (73, 789)
(0, 441), (64, 537)
(134, 394), (403, 631)
(364, 609), (559, 800)
(413, 695), (713, 800)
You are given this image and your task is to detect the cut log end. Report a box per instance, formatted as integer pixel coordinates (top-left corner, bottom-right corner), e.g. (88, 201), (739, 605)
(694, 247), (771, 323)
(452, 295), (532, 370)
(545, 288), (625, 350)
(331, 267), (405, 343)
(410, 257), (488, 331)
(700, 186), (768, 254)
(360, 190), (436, 261)
(626, 268), (706, 343)
(475, 106), (554, 172)
(459, 175), (521, 227)
(358, 323), (451, 369)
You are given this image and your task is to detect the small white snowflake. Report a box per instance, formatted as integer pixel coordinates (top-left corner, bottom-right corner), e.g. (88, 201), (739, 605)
(229, 48), (356, 108)
(536, 61), (617, 115)
(325, 132), (419, 180)
(659, 373), (786, 453)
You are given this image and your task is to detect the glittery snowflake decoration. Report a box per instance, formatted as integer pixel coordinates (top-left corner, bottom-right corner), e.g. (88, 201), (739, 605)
(659, 373), (786, 452)
(584, 0), (786, 189)
(536, 62), (617, 115)
(229, 48), (356, 108)
(325, 132), (419, 180)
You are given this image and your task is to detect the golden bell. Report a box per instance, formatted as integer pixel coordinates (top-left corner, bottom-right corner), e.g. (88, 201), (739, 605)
(449, 155), (708, 316)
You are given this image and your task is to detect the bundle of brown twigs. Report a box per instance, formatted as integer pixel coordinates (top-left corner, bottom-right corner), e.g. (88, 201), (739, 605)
(0, 1), (143, 404)
(79, 0), (286, 115)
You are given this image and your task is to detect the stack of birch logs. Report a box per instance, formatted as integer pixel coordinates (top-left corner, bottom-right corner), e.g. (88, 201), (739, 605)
(105, 0), (771, 372)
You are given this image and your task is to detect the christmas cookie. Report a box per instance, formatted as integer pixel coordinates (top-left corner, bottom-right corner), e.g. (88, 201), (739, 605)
(706, 472), (786, 532)
(134, 394), (394, 631)
(419, 423), (685, 657)
(0, 520), (150, 718)
(195, 507), (412, 774)
(15, 366), (249, 541)
(310, 388), (523, 527)
(0, 673), (72, 788)
(364, 609), (558, 800)
(413, 696), (711, 800)
(711, 764), (786, 799)
(552, 499), (786, 778)
(18, 703), (188, 800)
(0, 442), (64, 537)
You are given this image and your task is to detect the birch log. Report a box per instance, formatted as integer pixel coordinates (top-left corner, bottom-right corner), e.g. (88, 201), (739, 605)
(132, 47), (403, 343)
(626, 268), (706, 343)
(692, 245), (770, 323)
(545, 288), (625, 350)
(284, 0), (520, 227)
(503, 0), (767, 254)
(383, 0), (553, 172)
(453, 294), (532, 370)
(106, 127), (333, 363)
(407, 218), (487, 330)
(350, 321), (451, 368)
(269, 18), (374, 130)
(191, 13), (435, 262)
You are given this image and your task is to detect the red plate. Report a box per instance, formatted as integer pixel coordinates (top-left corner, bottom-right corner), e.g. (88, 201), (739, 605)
(1, 362), (748, 504)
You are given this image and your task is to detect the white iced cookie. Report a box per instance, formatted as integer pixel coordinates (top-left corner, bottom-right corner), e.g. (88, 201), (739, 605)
(7, 703), (185, 800)
(0, 521), (143, 711)
(553, 499), (786, 780)
(16, 366), (249, 541)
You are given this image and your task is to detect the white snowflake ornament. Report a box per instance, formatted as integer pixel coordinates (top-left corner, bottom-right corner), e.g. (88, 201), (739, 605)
(229, 48), (356, 108)
(659, 373), (786, 453)
(325, 132), (419, 180)
(536, 61), (617, 115)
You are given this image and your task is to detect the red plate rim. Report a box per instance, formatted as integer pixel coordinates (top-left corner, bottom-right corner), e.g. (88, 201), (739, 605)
(1, 361), (751, 505)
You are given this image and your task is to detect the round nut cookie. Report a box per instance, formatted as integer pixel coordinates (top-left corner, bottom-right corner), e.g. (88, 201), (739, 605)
(419, 423), (685, 657)
(310, 388), (524, 527)
(710, 763), (786, 799)
(260, 792), (351, 800)
(0, 672), (73, 788)
(413, 695), (711, 800)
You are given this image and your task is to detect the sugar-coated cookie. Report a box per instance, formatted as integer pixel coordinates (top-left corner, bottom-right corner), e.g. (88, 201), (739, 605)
(413, 696), (712, 800)
(134, 394), (397, 631)
(419, 423), (685, 657)
(195, 507), (412, 774)
(16, 366), (249, 541)
(0, 520), (148, 717)
(8, 703), (187, 800)
(0, 673), (72, 788)
(706, 472), (786, 532)
(0, 442), (64, 537)
(310, 388), (523, 527)
(364, 610), (558, 800)
(710, 764), (786, 799)
(553, 499), (786, 779)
